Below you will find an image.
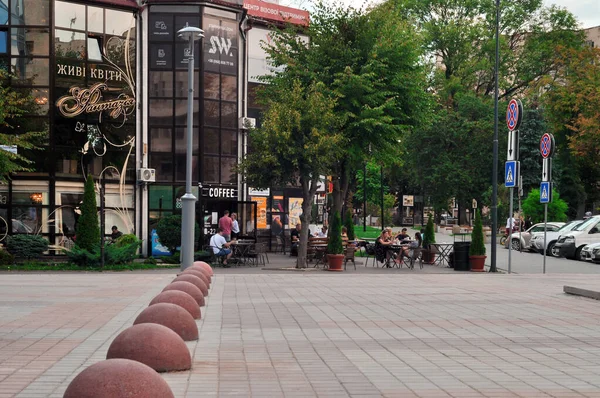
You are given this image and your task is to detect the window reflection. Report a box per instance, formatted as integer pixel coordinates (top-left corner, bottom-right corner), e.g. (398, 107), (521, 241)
(175, 155), (197, 182)
(204, 100), (219, 126)
(150, 128), (172, 152)
(0, 30), (6, 54)
(149, 99), (173, 125)
(88, 7), (104, 33)
(0, 0), (7, 25)
(221, 75), (236, 101)
(203, 156), (219, 183)
(221, 130), (237, 156)
(87, 36), (102, 61)
(105, 9), (135, 37)
(11, 0), (49, 25)
(149, 71), (173, 97)
(204, 72), (219, 99)
(10, 57), (48, 85)
(175, 127), (199, 155)
(54, 1), (85, 30)
(220, 157), (237, 184)
(204, 128), (219, 154)
(174, 99), (199, 125)
(11, 28), (49, 57)
(149, 185), (173, 210)
(55, 29), (85, 59)
(150, 153), (173, 182)
(221, 102), (236, 128)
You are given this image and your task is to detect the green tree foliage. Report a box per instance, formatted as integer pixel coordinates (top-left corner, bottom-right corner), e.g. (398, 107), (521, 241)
(469, 210), (486, 256)
(0, 70), (47, 182)
(327, 211), (344, 255)
(344, 209), (355, 241)
(522, 188), (568, 223)
(75, 175), (100, 253)
(156, 215), (200, 254)
(7, 235), (49, 259)
(423, 213), (436, 247)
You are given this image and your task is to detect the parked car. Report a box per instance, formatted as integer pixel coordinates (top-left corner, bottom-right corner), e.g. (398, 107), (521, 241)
(504, 222), (565, 251)
(530, 220), (585, 256)
(580, 242), (600, 263)
(554, 216), (600, 260)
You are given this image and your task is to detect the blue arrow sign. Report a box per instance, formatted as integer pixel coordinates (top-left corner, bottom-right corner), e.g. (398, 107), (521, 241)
(540, 182), (552, 204)
(505, 161), (517, 188)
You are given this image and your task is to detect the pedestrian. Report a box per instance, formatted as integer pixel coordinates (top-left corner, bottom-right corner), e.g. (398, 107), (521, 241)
(231, 212), (240, 240)
(218, 210), (233, 241)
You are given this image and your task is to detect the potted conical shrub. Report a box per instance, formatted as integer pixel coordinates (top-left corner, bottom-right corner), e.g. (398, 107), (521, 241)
(422, 213), (436, 264)
(327, 211), (344, 271)
(469, 210), (486, 272)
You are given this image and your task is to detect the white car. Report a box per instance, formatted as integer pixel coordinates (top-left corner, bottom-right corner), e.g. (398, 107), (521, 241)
(580, 242), (600, 263)
(505, 222), (565, 251)
(530, 220), (585, 256)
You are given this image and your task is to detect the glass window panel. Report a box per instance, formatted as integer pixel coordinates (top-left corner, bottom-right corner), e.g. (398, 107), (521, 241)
(149, 185), (173, 210)
(175, 155), (197, 182)
(11, 206), (42, 234)
(174, 99), (199, 126)
(175, 70), (199, 98)
(220, 157), (237, 184)
(55, 29), (85, 60)
(204, 72), (219, 99)
(88, 6), (104, 33)
(87, 36), (102, 61)
(105, 9), (135, 37)
(12, 0), (49, 25)
(14, 88), (49, 115)
(54, 1), (84, 30)
(204, 128), (219, 154)
(221, 102), (236, 128)
(0, 0), (7, 25)
(203, 156), (219, 183)
(175, 127), (199, 155)
(150, 152), (173, 182)
(0, 208), (7, 242)
(221, 75), (236, 101)
(221, 130), (237, 156)
(149, 71), (173, 97)
(0, 30), (6, 54)
(10, 57), (48, 85)
(149, 99), (172, 125)
(204, 100), (219, 126)
(105, 36), (134, 66)
(11, 28), (49, 57)
(150, 128), (172, 152)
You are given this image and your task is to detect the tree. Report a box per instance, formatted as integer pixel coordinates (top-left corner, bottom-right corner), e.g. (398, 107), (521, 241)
(423, 213), (436, 247)
(327, 211), (344, 255)
(76, 175), (101, 253)
(344, 209), (355, 241)
(0, 70), (47, 182)
(239, 79), (342, 268)
(156, 215), (200, 254)
(521, 188), (568, 223)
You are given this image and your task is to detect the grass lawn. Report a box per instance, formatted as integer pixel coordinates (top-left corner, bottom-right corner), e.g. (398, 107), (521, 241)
(354, 226), (383, 239)
(0, 262), (180, 272)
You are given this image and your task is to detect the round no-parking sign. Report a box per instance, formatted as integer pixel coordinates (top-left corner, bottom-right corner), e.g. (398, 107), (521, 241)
(506, 99), (523, 131)
(540, 133), (555, 159)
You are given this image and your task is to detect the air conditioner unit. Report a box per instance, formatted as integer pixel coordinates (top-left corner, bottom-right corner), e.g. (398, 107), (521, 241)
(137, 168), (156, 183)
(239, 117), (256, 129)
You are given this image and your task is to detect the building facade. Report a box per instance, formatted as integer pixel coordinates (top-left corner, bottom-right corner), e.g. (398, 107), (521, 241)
(0, 0), (308, 255)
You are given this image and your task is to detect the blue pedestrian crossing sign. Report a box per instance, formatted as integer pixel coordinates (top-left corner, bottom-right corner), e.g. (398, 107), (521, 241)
(505, 161), (518, 188)
(540, 182), (552, 204)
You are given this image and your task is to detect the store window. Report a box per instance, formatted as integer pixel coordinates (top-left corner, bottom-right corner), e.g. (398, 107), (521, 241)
(0, 29), (6, 54)
(11, 27), (49, 56)
(11, 0), (50, 25)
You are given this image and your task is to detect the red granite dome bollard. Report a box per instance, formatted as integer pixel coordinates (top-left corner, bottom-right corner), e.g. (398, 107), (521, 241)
(180, 268), (211, 287)
(63, 358), (174, 398)
(149, 290), (201, 319)
(173, 274), (208, 296)
(187, 265), (212, 283)
(106, 323), (191, 372)
(163, 281), (205, 306)
(193, 260), (214, 276)
(134, 302), (198, 341)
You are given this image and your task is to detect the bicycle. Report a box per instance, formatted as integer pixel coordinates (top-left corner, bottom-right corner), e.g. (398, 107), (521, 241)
(499, 227), (518, 246)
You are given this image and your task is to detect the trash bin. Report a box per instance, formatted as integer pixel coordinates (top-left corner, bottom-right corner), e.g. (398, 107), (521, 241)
(453, 242), (471, 271)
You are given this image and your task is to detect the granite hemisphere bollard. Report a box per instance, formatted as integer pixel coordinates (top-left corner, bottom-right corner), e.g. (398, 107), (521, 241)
(183, 266), (212, 285)
(163, 281), (205, 307)
(149, 290), (201, 319)
(193, 261), (214, 276)
(106, 324), (191, 372)
(134, 302), (199, 341)
(63, 359), (175, 398)
(180, 268), (211, 287)
(174, 273), (209, 296)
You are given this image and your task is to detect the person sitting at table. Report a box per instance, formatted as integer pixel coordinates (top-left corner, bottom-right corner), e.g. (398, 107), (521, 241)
(314, 225), (328, 238)
(290, 223), (301, 256)
(375, 229), (394, 267)
(209, 228), (237, 267)
(395, 228), (410, 242)
(341, 226), (349, 244)
(396, 232), (422, 264)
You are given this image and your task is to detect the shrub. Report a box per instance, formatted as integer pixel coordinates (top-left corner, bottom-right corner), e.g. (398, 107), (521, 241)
(470, 210), (486, 256)
(344, 209), (355, 241)
(113, 233), (138, 248)
(105, 238), (141, 265)
(76, 175), (100, 252)
(327, 211), (344, 255)
(0, 249), (14, 265)
(423, 213), (436, 248)
(159, 252), (180, 264)
(7, 235), (49, 259)
(194, 250), (211, 261)
(144, 257), (158, 265)
(156, 215), (200, 253)
(66, 245), (101, 267)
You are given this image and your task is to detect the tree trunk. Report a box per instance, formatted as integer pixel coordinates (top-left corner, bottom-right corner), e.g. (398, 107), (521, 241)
(331, 159), (350, 225)
(297, 174), (319, 268)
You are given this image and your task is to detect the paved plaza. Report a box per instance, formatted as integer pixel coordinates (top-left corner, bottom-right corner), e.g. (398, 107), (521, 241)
(2, 259), (600, 397)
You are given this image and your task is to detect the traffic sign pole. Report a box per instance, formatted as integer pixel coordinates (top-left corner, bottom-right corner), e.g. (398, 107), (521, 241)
(539, 133), (555, 274)
(505, 99), (522, 275)
(543, 202), (548, 274)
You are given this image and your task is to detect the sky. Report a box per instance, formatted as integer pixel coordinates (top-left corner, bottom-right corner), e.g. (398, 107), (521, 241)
(287, 0), (600, 29)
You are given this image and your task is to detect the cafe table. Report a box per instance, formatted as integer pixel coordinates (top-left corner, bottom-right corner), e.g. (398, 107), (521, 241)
(430, 243), (454, 267)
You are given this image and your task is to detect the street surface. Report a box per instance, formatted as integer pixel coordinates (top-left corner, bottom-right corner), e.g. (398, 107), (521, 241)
(2, 263), (600, 397)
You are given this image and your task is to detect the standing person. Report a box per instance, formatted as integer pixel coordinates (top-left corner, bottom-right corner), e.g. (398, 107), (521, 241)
(209, 228), (236, 267)
(322, 207), (329, 228)
(218, 210), (233, 241)
(231, 212), (240, 240)
(506, 215), (515, 236)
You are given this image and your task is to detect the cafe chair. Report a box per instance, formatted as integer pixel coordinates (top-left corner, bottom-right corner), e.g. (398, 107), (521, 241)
(343, 244), (356, 270)
(403, 247), (423, 270)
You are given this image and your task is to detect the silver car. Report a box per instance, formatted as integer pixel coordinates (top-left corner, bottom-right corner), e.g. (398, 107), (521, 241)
(530, 220), (585, 256)
(581, 242), (600, 263)
(505, 222), (564, 251)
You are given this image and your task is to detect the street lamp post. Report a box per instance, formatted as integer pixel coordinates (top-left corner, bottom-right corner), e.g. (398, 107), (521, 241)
(490, 0), (500, 273)
(178, 24), (204, 271)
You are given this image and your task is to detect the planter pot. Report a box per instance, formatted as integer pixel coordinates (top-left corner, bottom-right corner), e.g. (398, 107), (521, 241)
(469, 255), (486, 272)
(422, 250), (436, 264)
(327, 254), (344, 272)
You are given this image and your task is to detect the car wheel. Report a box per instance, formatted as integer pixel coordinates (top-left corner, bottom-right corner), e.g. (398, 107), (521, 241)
(546, 241), (557, 256)
(511, 239), (521, 251)
(575, 246), (584, 261)
(551, 244), (561, 257)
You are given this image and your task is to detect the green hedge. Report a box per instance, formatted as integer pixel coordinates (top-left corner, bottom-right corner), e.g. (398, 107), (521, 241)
(7, 235), (49, 259)
(0, 249), (15, 265)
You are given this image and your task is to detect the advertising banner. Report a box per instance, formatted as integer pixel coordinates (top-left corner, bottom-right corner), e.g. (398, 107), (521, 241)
(288, 197), (303, 228)
(243, 0), (309, 26)
(253, 196), (267, 229)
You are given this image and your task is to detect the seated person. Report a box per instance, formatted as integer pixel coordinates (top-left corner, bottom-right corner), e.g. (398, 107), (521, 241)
(375, 229), (395, 266)
(209, 228), (236, 267)
(314, 225), (328, 238)
(395, 228), (410, 242)
(290, 223), (301, 256)
(398, 232), (423, 262)
(341, 226), (349, 243)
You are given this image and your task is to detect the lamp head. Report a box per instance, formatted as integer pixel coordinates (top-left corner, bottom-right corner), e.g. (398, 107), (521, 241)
(178, 24), (204, 42)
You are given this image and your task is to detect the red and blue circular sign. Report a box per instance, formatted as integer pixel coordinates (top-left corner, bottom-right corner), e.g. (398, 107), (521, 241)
(506, 99), (523, 131)
(540, 133), (555, 159)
